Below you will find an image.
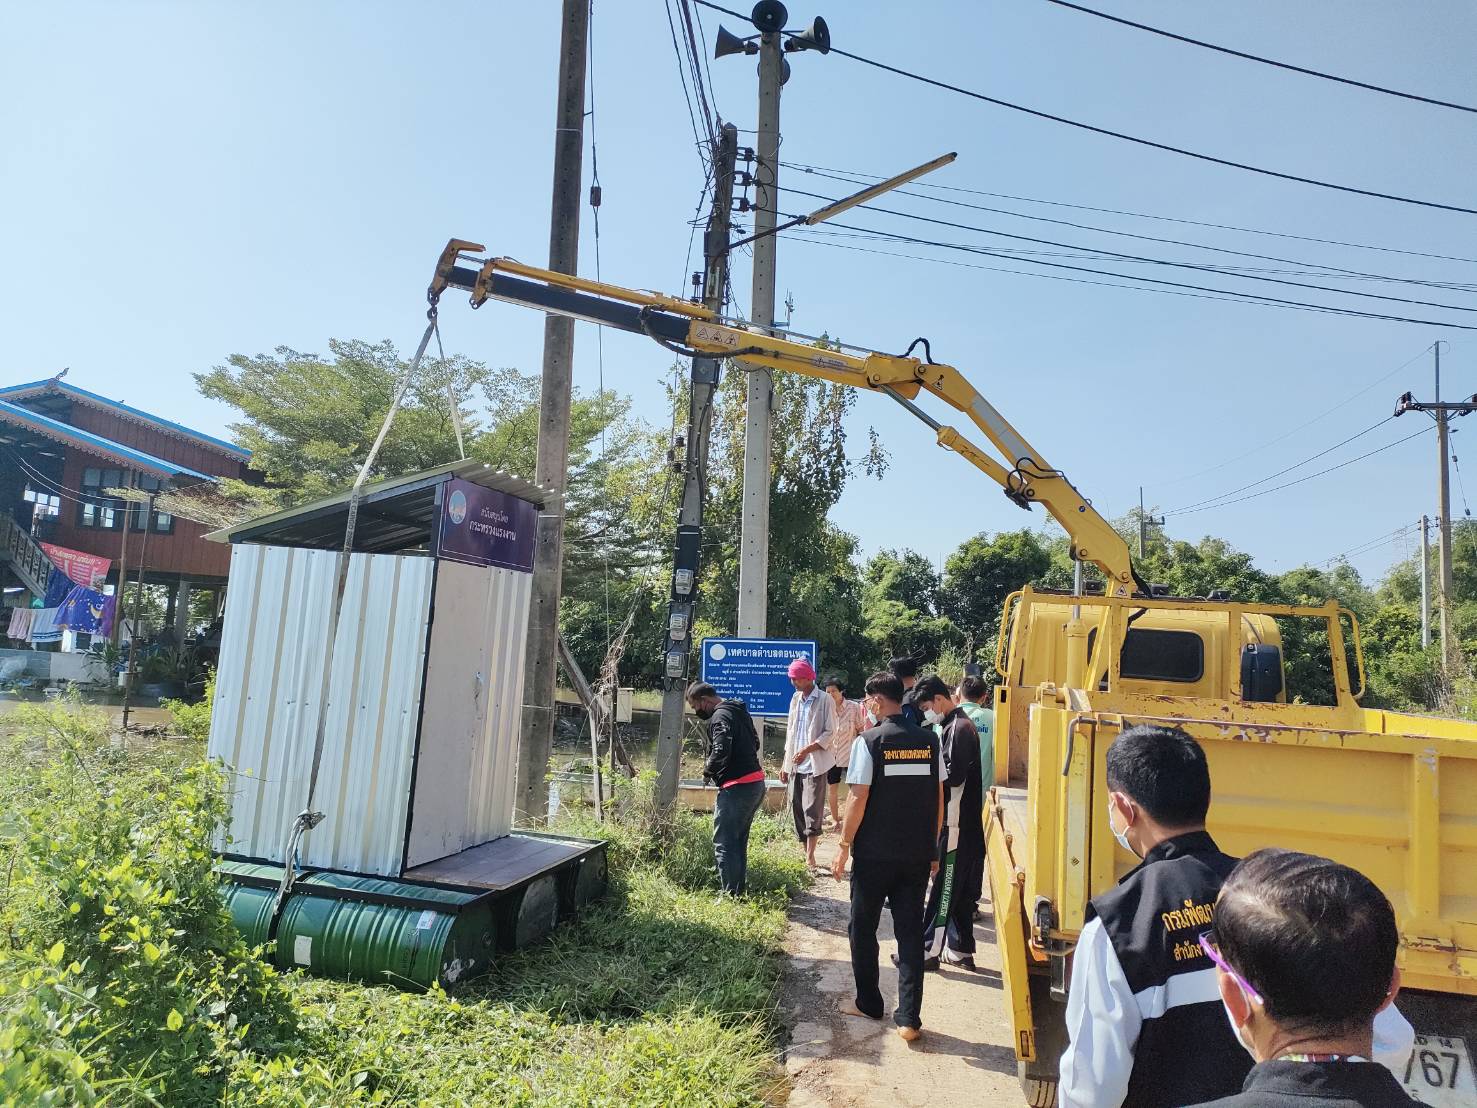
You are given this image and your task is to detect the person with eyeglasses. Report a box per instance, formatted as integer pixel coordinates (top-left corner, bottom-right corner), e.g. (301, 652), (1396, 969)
(1058, 725), (1413, 1108)
(1190, 849), (1418, 1107)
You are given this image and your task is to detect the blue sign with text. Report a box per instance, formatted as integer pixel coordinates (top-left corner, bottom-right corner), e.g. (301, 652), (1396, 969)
(700, 638), (818, 717)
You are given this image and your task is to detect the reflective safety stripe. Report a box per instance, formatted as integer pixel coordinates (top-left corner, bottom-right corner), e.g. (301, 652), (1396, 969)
(1132, 967), (1220, 1020)
(883, 763), (932, 776)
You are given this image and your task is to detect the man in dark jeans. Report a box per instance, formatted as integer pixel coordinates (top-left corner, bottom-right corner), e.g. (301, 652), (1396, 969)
(688, 682), (767, 896)
(831, 672), (942, 1043)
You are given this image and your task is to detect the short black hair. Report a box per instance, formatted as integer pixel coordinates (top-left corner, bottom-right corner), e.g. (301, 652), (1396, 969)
(889, 656), (918, 680)
(1104, 725), (1210, 827)
(822, 675), (846, 692)
(913, 675), (952, 703)
(864, 671), (905, 703)
(959, 675), (989, 702)
(1216, 849), (1398, 1036)
(685, 681), (718, 702)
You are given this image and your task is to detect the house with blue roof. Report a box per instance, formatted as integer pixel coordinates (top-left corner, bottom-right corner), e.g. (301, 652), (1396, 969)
(0, 373), (260, 648)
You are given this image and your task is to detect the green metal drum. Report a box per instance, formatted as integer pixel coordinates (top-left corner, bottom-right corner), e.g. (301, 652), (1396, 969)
(274, 872), (497, 990)
(218, 861), (285, 949)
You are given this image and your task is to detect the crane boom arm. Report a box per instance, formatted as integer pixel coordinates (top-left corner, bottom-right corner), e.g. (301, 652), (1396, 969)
(430, 240), (1144, 596)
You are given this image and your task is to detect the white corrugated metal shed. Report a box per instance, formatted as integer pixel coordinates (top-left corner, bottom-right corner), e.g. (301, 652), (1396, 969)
(208, 544), (436, 874)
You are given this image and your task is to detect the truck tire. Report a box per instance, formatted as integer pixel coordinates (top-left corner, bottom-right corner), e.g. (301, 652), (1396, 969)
(1018, 970), (1067, 1107)
(1017, 1066), (1057, 1108)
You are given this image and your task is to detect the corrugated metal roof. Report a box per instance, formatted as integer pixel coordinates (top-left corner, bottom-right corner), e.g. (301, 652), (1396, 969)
(207, 543), (436, 875)
(0, 399), (213, 480)
(207, 460), (549, 553)
(0, 378), (252, 459)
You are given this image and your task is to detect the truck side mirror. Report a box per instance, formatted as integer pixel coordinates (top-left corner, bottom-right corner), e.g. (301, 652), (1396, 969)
(1240, 644), (1283, 703)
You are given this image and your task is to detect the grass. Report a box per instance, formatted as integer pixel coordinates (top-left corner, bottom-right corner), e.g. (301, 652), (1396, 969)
(0, 700), (806, 1106)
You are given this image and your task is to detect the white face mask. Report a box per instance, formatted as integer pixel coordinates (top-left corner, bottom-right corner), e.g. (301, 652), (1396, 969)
(923, 709), (942, 725)
(1221, 983), (1258, 1060)
(1107, 800), (1136, 856)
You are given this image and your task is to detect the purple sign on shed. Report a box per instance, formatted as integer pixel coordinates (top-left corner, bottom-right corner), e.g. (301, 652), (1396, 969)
(436, 478), (537, 573)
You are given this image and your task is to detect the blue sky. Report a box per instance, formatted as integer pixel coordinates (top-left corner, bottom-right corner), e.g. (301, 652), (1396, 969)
(4, 1), (1475, 588)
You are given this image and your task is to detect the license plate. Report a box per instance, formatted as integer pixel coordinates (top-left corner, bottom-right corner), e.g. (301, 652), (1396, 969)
(1402, 1035), (1477, 1107)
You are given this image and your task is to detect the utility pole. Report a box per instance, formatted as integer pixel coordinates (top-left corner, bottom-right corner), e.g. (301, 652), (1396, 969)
(1137, 486), (1164, 559)
(736, 26), (784, 638)
(121, 494), (155, 732)
(1435, 342), (1455, 669)
(1420, 514), (1431, 649)
(654, 124), (740, 809)
(515, 0), (588, 825)
(1395, 342), (1475, 674)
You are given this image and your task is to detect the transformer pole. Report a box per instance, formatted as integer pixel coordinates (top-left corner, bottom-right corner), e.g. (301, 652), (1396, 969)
(1436, 343), (1455, 670)
(655, 124), (740, 808)
(515, 0), (588, 825)
(737, 28), (783, 638)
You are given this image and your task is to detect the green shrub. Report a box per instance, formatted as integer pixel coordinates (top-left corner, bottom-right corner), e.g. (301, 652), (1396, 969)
(163, 670), (215, 742)
(0, 699), (298, 1105)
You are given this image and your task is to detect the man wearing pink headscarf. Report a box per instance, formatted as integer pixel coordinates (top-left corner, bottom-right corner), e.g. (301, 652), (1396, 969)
(783, 656), (835, 870)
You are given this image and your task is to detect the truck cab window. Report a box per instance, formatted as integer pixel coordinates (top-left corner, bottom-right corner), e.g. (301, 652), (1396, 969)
(1120, 628), (1204, 683)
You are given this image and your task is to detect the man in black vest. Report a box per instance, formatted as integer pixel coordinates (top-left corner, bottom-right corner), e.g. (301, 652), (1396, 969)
(831, 671), (942, 1043)
(1059, 725), (1413, 1108)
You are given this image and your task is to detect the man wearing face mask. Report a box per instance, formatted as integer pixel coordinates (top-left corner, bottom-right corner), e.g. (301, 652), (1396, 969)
(911, 674), (985, 971)
(1058, 726), (1413, 1108)
(1191, 849), (1419, 1107)
(687, 682), (766, 896)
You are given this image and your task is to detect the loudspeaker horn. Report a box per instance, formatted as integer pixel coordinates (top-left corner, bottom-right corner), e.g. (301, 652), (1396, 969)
(714, 25), (758, 59)
(784, 16), (830, 54)
(750, 0), (789, 34)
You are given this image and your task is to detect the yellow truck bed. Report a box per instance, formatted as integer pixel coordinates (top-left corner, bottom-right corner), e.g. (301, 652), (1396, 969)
(988, 691), (1477, 1072)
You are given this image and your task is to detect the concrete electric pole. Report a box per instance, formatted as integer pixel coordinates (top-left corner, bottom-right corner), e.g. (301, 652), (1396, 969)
(516, 0), (588, 825)
(1395, 342), (1474, 674)
(1420, 513), (1431, 649)
(1137, 486), (1164, 559)
(653, 125), (740, 808)
(715, 1), (831, 638)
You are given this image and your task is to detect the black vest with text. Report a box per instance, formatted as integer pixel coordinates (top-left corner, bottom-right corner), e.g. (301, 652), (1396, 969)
(852, 715), (939, 865)
(1087, 830), (1245, 1108)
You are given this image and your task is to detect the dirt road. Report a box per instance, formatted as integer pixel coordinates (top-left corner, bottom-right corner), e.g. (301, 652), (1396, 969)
(780, 833), (1025, 1108)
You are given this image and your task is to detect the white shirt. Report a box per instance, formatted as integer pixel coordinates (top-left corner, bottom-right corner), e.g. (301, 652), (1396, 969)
(785, 686), (835, 777)
(1058, 917), (1416, 1108)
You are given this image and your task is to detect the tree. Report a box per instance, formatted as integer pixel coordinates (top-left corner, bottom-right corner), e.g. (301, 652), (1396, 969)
(694, 355), (886, 679)
(939, 530), (1052, 642)
(864, 550), (941, 615)
(197, 340), (671, 683)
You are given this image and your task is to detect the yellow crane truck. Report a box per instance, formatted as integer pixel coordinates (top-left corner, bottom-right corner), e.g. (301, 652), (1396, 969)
(425, 240), (1477, 1106)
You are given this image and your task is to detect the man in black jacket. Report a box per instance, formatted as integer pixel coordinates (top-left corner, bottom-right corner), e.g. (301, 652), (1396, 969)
(912, 675), (984, 971)
(688, 682), (767, 895)
(1190, 849), (1418, 1108)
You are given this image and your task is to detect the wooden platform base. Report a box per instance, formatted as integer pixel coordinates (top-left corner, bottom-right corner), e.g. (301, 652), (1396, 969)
(404, 832), (593, 891)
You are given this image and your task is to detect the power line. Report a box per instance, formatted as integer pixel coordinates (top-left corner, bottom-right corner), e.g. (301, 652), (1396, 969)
(1042, 0), (1477, 115)
(1318, 520), (1421, 567)
(787, 229), (1331, 314)
(785, 159), (1477, 266)
(1169, 426), (1432, 517)
(664, 0), (709, 167)
(785, 214), (1477, 330)
(1155, 345), (1434, 489)
(1169, 415), (1395, 515)
(783, 163), (1477, 293)
(694, 0), (1477, 216)
(783, 186), (1477, 315)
